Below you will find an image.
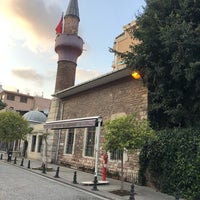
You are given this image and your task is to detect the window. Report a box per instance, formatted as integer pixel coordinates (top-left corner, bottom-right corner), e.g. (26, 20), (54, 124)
(37, 135), (43, 152)
(65, 129), (74, 154)
(110, 149), (123, 160)
(20, 96), (27, 103)
(7, 94), (15, 101)
(31, 135), (36, 152)
(85, 127), (95, 157)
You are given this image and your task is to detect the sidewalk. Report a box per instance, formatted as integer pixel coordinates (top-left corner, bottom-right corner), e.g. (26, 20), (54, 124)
(0, 154), (181, 200)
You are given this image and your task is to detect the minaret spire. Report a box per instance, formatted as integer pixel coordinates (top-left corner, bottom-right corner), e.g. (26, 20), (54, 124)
(66, 0), (79, 19)
(54, 0), (84, 93)
(63, 0), (80, 35)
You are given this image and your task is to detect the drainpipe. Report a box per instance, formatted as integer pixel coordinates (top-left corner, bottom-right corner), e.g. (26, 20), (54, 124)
(94, 117), (103, 177)
(55, 100), (64, 164)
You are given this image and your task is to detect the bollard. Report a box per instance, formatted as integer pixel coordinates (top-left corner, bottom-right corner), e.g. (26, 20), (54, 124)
(54, 167), (60, 178)
(73, 171), (78, 184)
(27, 160), (30, 169)
(129, 183), (135, 200)
(14, 157), (17, 164)
(42, 163), (46, 174)
(92, 176), (98, 191)
(7, 152), (12, 162)
(20, 158), (24, 166)
(175, 186), (180, 200)
(1, 154), (3, 160)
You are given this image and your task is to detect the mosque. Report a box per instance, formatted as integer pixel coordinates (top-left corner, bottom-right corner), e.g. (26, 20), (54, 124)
(25, 0), (147, 181)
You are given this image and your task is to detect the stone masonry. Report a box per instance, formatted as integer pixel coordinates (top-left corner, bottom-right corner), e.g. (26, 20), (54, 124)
(58, 75), (147, 181)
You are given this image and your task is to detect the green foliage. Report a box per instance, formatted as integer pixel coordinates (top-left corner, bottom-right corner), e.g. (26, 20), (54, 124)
(124, 0), (200, 129)
(0, 111), (31, 143)
(0, 99), (6, 110)
(103, 114), (155, 152)
(139, 128), (200, 200)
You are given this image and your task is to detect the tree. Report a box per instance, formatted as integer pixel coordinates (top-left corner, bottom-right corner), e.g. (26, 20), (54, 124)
(0, 99), (6, 110)
(0, 111), (32, 151)
(103, 114), (155, 191)
(124, 0), (200, 129)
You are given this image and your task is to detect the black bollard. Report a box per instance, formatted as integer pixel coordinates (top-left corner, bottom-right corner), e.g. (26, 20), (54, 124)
(20, 158), (24, 166)
(42, 163), (46, 174)
(54, 167), (60, 178)
(1, 154), (3, 160)
(175, 186), (180, 200)
(129, 183), (135, 200)
(73, 171), (78, 184)
(7, 152), (12, 162)
(92, 176), (98, 191)
(27, 160), (30, 169)
(14, 157), (17, 164)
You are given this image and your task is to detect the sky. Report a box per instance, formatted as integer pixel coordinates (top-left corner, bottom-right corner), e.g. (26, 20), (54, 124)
(0, 0), (146, 99)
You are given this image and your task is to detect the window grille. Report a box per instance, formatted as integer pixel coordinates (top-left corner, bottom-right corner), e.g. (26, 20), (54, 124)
(66, 129), (74, 154)
(110, 149), (123, 160)
(85, 127), (95, 157)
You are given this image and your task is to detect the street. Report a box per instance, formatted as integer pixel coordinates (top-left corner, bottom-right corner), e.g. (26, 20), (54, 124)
(0, 162), (108, 200)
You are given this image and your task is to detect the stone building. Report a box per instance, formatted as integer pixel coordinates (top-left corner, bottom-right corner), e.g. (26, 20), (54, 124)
(43, 0), (147, 180)
(47, 68), (147, 180)
(22, 111), (47, 160)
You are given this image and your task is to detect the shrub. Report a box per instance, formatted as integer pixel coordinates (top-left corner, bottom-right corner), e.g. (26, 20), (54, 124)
(139, 128), (200, 200)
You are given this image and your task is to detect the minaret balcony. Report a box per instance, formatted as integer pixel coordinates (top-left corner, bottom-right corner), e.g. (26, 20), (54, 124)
(55, 34), (84, 63)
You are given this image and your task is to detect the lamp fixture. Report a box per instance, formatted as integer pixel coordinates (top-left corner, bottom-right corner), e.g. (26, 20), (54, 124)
(131, 71), (141, 79)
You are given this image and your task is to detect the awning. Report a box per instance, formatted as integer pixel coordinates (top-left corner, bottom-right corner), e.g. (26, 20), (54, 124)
(44, 116), (102, 130)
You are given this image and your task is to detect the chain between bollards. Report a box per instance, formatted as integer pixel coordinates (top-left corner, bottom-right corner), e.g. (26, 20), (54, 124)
(54, 167), (60, 178)
(92, 176), (98, 191)
(73, 171), (78, 184)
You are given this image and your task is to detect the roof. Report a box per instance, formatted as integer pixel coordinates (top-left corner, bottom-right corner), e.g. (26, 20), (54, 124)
(23, 110), (47, 124)
(66, 0), (79, 20)
(54, 67), (133, 99)
(0, 90), (34, 98)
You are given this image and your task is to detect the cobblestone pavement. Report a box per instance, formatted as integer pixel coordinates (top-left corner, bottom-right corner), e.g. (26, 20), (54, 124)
(0, 153), (185, 200)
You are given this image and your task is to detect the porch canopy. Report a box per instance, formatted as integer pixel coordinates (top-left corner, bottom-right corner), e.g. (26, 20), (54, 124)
(43, 116), (103, 177)
(44, 116), (102, 130)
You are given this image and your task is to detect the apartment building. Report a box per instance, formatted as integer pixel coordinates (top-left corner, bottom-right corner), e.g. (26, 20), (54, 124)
(0, 85), (51, 115)
(112, 21), (139, 70)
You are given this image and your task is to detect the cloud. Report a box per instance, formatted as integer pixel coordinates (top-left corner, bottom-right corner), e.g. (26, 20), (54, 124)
(0, 0), (62, 53)
(12, 67), (45, 85)
(75, 68), (102, 84)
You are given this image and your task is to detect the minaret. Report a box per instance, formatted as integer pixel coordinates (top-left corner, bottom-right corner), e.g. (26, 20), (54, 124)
(46, 0), (84, 163)
(54, 0), (84, 93)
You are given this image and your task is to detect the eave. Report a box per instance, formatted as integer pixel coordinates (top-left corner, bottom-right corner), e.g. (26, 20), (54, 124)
(53, 67), (132, 99)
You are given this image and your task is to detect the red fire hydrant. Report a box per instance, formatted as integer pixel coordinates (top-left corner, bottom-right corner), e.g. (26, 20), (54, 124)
(102, 153), (108, 181)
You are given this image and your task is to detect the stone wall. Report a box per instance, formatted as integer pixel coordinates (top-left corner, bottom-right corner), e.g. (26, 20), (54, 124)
(58, 76), (147, 181)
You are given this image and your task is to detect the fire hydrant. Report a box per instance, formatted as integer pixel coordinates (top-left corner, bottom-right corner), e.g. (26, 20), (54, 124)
(102, 153), (108, 181)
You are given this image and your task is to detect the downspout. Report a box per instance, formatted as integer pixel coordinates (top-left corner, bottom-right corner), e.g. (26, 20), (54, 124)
(55, 100), (64, 164)
(94, 117), (102, 177)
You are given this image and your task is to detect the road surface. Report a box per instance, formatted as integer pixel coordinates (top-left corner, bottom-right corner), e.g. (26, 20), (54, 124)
(0, 162), (109, 200)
